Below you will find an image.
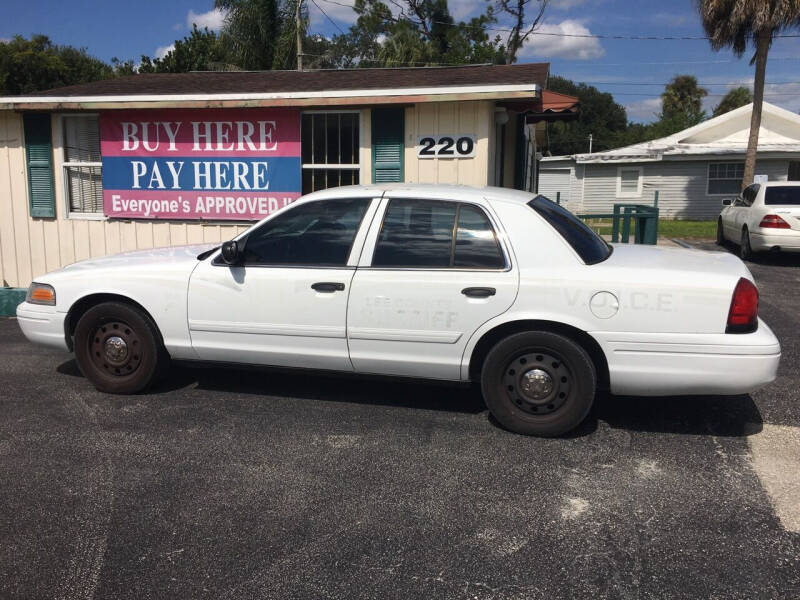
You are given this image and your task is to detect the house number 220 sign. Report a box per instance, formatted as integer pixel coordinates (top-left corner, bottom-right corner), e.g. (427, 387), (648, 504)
(417, 135), (476, 159)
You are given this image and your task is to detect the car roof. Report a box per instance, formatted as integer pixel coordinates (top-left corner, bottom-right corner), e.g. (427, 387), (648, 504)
(299, 183), (536, 204)
(759, 181), (800, 187)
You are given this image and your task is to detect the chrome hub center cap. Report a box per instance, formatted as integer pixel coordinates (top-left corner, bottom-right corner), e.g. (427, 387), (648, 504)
(104, 336), (128, 362)
(520, 368), (553, 401)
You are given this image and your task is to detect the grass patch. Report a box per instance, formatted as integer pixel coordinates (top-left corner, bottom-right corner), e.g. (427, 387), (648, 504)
(657, 220), (716, 239)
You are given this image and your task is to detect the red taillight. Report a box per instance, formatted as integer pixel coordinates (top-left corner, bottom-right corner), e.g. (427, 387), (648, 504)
(759, 214), (791, 229)
(726, 277), (759, 333)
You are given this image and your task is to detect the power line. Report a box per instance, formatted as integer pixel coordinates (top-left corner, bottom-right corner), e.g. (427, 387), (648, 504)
(314, 0), (800, 40)
(569, 80), (800, 86)
(310, 0), (346, 34)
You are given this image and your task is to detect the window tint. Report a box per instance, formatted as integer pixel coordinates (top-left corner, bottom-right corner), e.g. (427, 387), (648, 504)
(242, 198), (369, 266)
(372, 199), (506, 269)
(742, 184), (760, 206)
(454, 204), (505, 268)
(373, 199), (456, 267)
(529, 195), (611, 265)
(765, 186), (800, 206)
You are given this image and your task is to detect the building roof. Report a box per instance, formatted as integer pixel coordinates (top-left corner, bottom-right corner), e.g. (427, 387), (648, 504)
(0, 63), (549, 110)
(543, 101), (800, 164)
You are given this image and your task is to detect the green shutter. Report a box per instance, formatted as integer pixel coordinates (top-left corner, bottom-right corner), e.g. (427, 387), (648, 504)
(371, 108), (404, 183)
(23, 113), (55, 218)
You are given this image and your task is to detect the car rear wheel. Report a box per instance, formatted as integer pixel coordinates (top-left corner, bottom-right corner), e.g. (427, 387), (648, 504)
(480, 331), (596, 437)
(74, 301), (168, 394)
(740, 228), (754, 260)
(716, 218), (725, 245)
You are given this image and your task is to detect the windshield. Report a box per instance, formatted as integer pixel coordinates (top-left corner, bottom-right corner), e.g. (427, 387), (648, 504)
(528, 195), (612, 265)
(764, 186), (800, 206)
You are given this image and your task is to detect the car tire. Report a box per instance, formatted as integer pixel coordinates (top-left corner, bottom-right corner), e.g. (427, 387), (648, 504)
(716, 218), (725, 246)
(740, 227), (754, 261)
(480, 331), (596, 437)
(73, 301), (168, 394)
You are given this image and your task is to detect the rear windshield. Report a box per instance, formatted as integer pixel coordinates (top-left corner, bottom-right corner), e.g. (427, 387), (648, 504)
(528, 196), (612, 264)
(764, 186), (800, 206)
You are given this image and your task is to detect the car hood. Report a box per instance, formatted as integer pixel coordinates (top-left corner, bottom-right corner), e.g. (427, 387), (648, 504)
(56, 243), (218, 274)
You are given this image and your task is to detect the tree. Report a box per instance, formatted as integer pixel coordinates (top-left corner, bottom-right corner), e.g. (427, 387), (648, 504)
(495, 0), (548, 63)
(0, 35), (112, 95)
(546, 76), (628, 155)
(713, 86), (753, 117)
(698, 0), (800, 188)
(215, 0), (283, 70)
(660, 74), (708, 126)
(138, 26), (231, 73)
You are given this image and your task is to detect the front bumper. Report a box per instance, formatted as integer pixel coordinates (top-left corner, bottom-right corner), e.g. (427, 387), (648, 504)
(16, 302), (69, 351)
(592, 320), (781, 396)
(750, 230), (800, 253)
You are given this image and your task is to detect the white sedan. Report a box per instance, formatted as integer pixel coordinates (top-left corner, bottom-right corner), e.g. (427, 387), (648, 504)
(718, 181), (800, 259)
(17, 184), (781, 437)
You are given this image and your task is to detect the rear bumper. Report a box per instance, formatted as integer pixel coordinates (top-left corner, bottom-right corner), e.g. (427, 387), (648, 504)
(750, 230), (800, 252)
(16, 302), (69, 351)
(592, 320), (781, 396)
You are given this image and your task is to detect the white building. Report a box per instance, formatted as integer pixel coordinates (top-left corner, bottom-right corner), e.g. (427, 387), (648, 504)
(538, 102), (800, 219)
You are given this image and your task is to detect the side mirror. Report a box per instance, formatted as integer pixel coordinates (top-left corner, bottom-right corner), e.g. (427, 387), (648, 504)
(722, 198), (732, 206)
(220, 240), (242, 265)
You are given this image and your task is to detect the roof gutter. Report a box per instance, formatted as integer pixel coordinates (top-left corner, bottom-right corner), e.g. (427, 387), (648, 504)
(0, 83), (540, 111)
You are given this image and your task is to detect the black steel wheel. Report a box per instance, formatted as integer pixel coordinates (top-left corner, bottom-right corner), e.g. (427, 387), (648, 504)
(740, 227), (753, 260)
(481, 331), (596, 437)
(74, 301), (167, 394)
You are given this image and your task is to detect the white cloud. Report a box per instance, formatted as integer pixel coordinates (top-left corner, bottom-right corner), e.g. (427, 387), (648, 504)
(172, 22), (184, 32)
(449, 0), (481, 21)
(550, 0), (591, 9)
(519, 20), (604, 60)
(0, 37), (10, 43)
(154, 44), (175, 59)
(187, 8), (227, 31)
(625, 97), (661, 123)
(309, 0), (357, 29)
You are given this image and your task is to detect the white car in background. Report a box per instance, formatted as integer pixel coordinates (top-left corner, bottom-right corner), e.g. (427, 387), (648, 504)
(16, 185), (781, 437)
(718, 181), (800, 259)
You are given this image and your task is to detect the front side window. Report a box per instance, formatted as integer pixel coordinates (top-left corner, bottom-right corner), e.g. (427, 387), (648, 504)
(742, 183), (760, 206)
(708, 163), (744, 195)
(529, 195), (611, 265)
(242, 198), (369, 266)
(372, 199), (505, 269)
(63, 116), (102, 215)
(301, 112), (360, 194)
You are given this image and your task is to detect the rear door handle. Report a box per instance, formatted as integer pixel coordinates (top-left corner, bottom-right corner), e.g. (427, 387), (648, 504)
(312, 282), (346, 293)
(462, 287), (496, 298)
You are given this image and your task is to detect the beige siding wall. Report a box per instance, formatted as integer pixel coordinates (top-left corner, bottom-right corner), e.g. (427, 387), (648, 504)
(0, 111), (249, 288)
(404, 101), (493, 186)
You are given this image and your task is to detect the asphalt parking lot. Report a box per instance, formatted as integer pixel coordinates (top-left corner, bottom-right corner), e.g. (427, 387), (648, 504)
(1, 241), (799, 599)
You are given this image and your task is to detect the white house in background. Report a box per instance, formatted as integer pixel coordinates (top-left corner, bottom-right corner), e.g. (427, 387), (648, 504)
(538, 101), (800, 219)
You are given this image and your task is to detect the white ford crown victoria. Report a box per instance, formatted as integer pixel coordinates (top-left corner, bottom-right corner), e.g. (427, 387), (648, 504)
(17, 184), (781, 436)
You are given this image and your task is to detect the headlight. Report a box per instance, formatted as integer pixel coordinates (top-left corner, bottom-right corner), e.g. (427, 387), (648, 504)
(26, 283), (56, 306)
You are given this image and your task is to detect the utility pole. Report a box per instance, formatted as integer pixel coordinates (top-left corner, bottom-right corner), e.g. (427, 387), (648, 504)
(588, 133), (593, 154)
(296, 0), (304, 71)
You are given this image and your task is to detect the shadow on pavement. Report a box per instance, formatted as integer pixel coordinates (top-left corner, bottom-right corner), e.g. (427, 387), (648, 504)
(58, 358), (764, 437)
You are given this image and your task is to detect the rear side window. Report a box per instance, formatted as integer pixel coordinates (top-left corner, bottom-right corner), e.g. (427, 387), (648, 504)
(372, 198), (506, 268)
(765, 186), (800, 206)
(528, 196), (611, 264)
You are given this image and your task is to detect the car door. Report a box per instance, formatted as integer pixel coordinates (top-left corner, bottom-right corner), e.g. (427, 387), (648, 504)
(347, 195), (519, 380)
(739, 183), (760, 231)
(187, 195), (379, 370)
(722, 193), (744, 239)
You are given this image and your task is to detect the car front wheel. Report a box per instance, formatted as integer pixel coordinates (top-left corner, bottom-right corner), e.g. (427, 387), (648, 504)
(480, 331), (596, 437)
(73, 301), (167, 394)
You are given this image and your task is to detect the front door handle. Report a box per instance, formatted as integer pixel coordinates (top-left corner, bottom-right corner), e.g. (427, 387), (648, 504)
(312, 282), (346, 293)
(462, 287), (496, 298)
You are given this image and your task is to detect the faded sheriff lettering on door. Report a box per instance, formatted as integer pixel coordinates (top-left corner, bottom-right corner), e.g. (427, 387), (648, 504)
(100, 109), (301, 220)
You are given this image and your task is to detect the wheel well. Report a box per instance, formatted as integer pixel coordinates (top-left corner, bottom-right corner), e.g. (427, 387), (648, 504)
(468, 320), (610, 390)
(64, 293), (163, 351)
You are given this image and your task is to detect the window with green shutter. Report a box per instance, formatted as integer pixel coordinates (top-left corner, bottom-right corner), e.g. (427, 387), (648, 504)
(371, 108), (404, 183)
(23, 113), (56, 218)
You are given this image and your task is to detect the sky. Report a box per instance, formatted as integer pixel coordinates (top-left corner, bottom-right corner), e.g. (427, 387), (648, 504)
(3, 0), (800, 124)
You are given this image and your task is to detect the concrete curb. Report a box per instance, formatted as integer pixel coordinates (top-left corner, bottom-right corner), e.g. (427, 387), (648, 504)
(0, 288), (26, 317)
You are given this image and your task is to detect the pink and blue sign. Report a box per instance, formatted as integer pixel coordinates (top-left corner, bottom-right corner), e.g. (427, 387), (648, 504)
(100, 108), (301, 220)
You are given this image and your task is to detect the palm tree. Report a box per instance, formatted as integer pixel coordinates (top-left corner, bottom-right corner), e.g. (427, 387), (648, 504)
(698, 0), (800, 189)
